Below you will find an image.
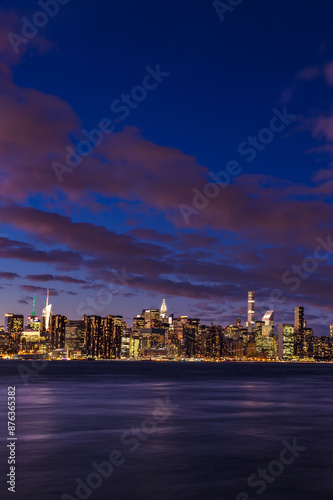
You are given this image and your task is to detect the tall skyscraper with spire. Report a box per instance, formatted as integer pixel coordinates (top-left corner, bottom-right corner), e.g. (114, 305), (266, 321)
(294, 306), (304, 357)
(27, 294), (40, 331)
(41, 289), (52, 334)
(246, 291), (255, 334)
(32, 294), (36, 317)
(160, 298), (167, 320)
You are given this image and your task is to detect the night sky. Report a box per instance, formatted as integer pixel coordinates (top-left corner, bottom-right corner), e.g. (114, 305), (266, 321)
(0, 0), (333, 333)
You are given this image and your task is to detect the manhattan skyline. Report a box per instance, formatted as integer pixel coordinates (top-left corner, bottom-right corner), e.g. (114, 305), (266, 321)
(2, 289), (332, 339)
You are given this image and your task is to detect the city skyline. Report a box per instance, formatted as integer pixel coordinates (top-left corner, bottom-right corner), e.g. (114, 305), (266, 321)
(2, 290), (332, 337)
(3, 290), (333, 362)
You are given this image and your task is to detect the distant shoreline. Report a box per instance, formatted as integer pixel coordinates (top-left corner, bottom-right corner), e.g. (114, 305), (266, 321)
(1, 358), (333, 364)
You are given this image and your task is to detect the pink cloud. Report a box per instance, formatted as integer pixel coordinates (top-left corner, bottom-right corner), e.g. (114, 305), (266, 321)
(0, 59), (208, 209)
(278, 60), (333, 104)
(0, 48), (330, 251)
(310, 114), (333, 142)
(0, 9), (53, 64)
(296, 65), (320, 81)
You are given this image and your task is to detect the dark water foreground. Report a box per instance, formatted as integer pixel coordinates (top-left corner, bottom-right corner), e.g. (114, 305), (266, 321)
(1, 360), (333, 500)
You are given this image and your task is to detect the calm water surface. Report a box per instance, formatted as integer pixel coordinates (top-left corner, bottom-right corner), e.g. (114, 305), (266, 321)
(0, 361), (333, 500)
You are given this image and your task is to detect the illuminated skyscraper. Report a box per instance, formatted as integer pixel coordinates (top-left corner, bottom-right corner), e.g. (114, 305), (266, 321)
(82, 315), (124, 359)
(41, 290), (52, 335)
(262, 311), (274, 336)
(182, 318), (200, 358)
(303, 328), (314, 358)
(294, 306), (304, 357)
(121, 327), (131, 357)
(278, 323), (294, 359)
(133, 315), (145, 334)
(160, 298), (167, 320)
(261, 311), (276, 358)
(247, 291), (255, 334)
(142, 309), (160, 328)
(4, 314), (24, 335)
(27, 295), (40, 331)
(51, 315), (67, 349)
(65, 320), (85, 352)
(174, 316), (188, 344)
(314, 336), (332, 360)
(83, 315), (102, 358)
(112, 316), (123, 358)
(330, 324), (333, 339)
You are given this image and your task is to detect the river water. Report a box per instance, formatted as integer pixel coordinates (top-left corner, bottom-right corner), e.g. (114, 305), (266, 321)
(0, 360), (332, 500)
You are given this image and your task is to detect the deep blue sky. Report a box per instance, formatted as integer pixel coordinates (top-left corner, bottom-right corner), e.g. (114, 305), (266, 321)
(0, 0), (333, 333)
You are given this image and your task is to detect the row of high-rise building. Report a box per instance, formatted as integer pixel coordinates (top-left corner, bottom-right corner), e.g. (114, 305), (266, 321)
(1, 292), (333, 361)
(277, 306), (320, 360)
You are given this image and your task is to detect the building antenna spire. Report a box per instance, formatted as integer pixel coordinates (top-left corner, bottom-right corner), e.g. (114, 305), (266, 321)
(46, 289), (49, 307)
(32, 294), (36, 317)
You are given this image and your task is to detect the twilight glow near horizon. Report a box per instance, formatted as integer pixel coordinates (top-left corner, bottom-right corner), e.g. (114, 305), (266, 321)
(0, 0), (333, 334)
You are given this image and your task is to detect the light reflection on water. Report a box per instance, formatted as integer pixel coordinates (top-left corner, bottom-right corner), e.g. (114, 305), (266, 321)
(0, 361), (333, 500)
